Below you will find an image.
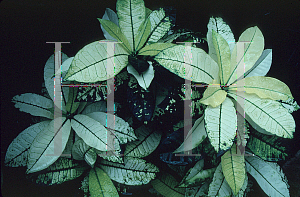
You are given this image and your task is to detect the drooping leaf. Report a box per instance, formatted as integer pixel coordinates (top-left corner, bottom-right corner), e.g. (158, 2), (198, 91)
(221, 144), (246, 195)
(86, 111), (136, 144)
(199, 82), (227, 108)
(116, 0), (146, 51)
(212, 30), (232, 84)
(147, 7), (172, 43)
(204, 97), (237, 152)
(138, 43), (175, 56)
(89, 167), (119, 197)
(5, 120), (51, 167)
(65, 41), (129, 82)
(231, 92), (295, 138)
(151, 172), (185, 197)
(12, 93), (54, 119)
(124, 125), (161, 158)
(127, 62), (155, 90)
(101, 8), (119, 41)
(243, 49), (272, 79)
(26, 157), (88, 185)
(99, 157), (159, 185)
(71, 114), (114, 151)
(207, 17), (235, 60)
(174, 116), (207, 153)
(228, 26), (264, 84)
(72, 139), (97, 167)
(245, 153), (290, 197)
(247, 131), (288, 161)
(208, 163), (232, 196)
(155, 45), (219, 83)
(98, 19), (131, 52)
(230, 76), (293, 101)
(185, 181), (210, 197)
(27, 117), (71, 173)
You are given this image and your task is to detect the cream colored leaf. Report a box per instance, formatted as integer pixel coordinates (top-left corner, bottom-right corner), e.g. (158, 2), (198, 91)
(212, 30), (231, 84)
(127, 62), (154, 90)
(155, 45), (219, 83)
(228, 26), (264, 84)
(65, 41), (129, 82)
(98, 19), (131, 52)
(199, 81), (227, 108)
(138, 43), (175, 56)
(5, 120), (50, 167)
(89, 167), (119, 197)
(230, 76), (293, 101)
(245, 153), (289, 197)
(27, 117), (71, 173)
(221, 144), (246, 195)
(204, 97), (237, 152)
(12, 93), (54, 119)
(100, 157), (159, 185)
(117, 0), (146, 51)
(124, 125), (161, 158)
(174, 116), (207, 153)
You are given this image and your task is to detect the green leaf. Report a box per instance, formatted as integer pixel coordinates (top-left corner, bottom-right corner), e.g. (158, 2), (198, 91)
(65, 86), (80, 114)
(135, 18), (151, 51)
(138, 43), (175, 56)
(5, 120), (51, 167)
(65, 41), (129, 82)
(98, 19), (131, 52)
(185, 181), (210, 197)
(221, 144), (246, 195)
(89, 167), (119, 197)
(154, 45), (219, 83)
(208, 163), (232, 196)
(148, 8), (172, 43)
(12, 93), (54, 119)
(245, 153), (290, 197)
(27, 117), (71, 173)
(99, 157), (159, 185)
(72, 139), (97, 167)
(230, 92), (295, 138)
(100, 8), (119, 41)
(207, 17), (235, 63)
(204, 97), (237, 152)
(116, 0), (146, 51)
(71, 114), (113, 151)
(124, 125), (161, 158)
(81, 101), (107, 115)
(174, 116), (207, 153)
(212, 30), (232, 84)
(247, 131), (288, 161)
(26, 157), (88, 185)
(85, 112), (137, 144)
(228, 26), (264, 84)
(151, 172), (185, 197)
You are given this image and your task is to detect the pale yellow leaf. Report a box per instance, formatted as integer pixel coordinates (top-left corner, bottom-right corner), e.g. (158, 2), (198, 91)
(199, 80), (227, 107)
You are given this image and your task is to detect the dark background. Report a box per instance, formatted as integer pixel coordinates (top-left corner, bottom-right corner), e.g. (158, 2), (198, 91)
(1, 0), (299, 196)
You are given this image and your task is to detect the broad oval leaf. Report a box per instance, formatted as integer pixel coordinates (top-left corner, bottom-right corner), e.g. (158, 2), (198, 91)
(245, 153), (290, 197)
(231, 92), (295, 138)
(221, 144), (246, 195)
(174, 116), (207, 153)
(124, 125), (161, 158)
(127, 62), (154, 90)
(27, 117), (71, 173)
(72, 139), (97, 167)
(86, 112), (137, 144)
(204, 97), (237, 152)
(65, 41), (129, 82)
(99, 157), (159, 185)
(12, 93), (54, 119)
(228, 26), (264, 84)
(199, 82), (227, 108)
(155, 45), (219, 83)
(116, 0), (146, 51)
(89, 167), (119, 197)
(148, 8), (172, 43)
(26, 157), (88, 185)
(101, 8), (119, 41)
(71, 114), (111, 151)
(5, 120), (51, 167)
(151, 172), (185, 197)
(243, 49), (272, 78)
(208, 163), (232, 197)
(207, 17), (235, 63)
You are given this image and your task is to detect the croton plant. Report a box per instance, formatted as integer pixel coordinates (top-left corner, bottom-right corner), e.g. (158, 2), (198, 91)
(5, 0), (299, 196)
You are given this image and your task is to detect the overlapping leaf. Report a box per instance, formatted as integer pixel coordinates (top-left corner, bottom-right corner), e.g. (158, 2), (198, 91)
(208, 163), (232, 196)
(72, 139), (97, 167)
(100, 8), (120, 41)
